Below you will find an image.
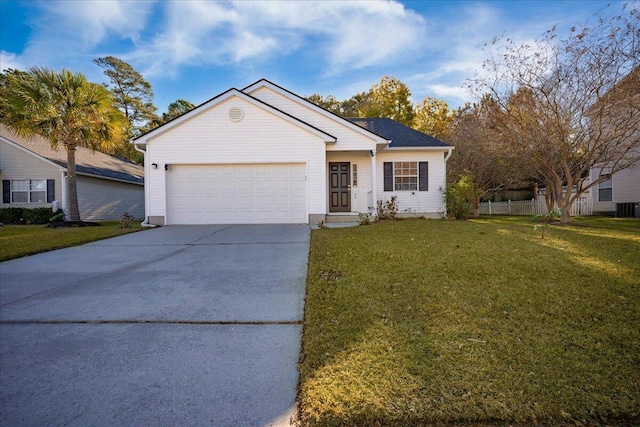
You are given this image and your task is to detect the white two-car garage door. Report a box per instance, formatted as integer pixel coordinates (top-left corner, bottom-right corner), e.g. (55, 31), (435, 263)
(168, 163), (307, 224)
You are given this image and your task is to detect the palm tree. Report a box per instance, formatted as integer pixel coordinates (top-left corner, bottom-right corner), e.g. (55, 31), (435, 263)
(1, 67), (126, 222)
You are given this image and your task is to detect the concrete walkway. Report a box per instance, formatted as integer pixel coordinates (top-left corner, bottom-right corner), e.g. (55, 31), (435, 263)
(0, 224), (310, 426)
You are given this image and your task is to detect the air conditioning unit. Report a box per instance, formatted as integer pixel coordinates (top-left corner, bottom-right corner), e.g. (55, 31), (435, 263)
(615, 202), (640, 218)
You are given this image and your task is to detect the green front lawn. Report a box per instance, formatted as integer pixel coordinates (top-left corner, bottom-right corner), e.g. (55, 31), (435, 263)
(0, 222), (144, 262)
(299, 217), (640, 426)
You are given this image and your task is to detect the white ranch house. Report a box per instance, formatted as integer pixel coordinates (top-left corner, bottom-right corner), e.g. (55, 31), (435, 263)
(133, 80), (454, 225)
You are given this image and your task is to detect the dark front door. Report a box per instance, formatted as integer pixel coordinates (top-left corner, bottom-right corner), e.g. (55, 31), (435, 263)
(329, 162), (351, 212)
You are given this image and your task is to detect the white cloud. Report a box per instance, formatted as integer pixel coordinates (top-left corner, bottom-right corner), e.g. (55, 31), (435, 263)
(131, 0), (427, 77)
(405, 2), (549, 107)
(3, 0), (155, 75)
(0, 51), (28, 72)
(41, 0), (153, 47)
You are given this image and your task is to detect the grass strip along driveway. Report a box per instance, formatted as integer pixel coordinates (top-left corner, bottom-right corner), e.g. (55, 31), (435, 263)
(0, 223), (144, 262)
(299, 217), (640, 426)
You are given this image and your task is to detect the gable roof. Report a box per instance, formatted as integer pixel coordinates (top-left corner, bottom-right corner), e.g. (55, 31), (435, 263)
(346, 118), (452, 149)
(133, 88), (337, 144)
(0, 124), (144, 185)
(242, 79), (391, 145)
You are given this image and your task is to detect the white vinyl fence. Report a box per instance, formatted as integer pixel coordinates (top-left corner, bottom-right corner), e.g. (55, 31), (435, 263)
(478, 198), (593, 217)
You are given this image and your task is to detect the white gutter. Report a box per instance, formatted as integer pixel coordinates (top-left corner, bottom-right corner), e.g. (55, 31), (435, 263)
(443, 148), (453, 218)
(133, 141), (156, 228)
(444, 147), (453, 162)
(60, 169), (68, 216)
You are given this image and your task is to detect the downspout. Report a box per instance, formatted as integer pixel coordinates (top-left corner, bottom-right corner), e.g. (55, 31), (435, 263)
(60, 169), (68, 218)
(443, 148), (453, 218)
(134, 141), (156, 227)
(444, 147), (453, 163)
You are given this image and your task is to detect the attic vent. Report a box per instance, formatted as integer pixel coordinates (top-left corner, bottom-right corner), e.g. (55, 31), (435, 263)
(228, 106), (244, 122)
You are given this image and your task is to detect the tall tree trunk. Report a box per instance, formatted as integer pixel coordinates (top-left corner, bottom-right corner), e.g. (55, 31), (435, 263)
(557, 190), (573, 224)
(472, 196), (480, 217)
(559, 204), (572, 224)
(544, 181), (555, 214)
(66, 146), (81, 222)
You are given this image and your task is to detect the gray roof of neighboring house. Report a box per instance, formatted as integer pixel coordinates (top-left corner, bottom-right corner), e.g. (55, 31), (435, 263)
(346, 117), (452, 148)
(0, 124), (144, 184)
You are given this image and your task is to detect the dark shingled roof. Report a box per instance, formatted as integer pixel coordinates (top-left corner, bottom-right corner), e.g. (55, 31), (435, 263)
(1, 124), (144, 185)
(346, 117), (451, 148)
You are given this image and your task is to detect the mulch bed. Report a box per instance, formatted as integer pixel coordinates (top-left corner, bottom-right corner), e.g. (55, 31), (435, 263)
(46, 221), (100, 228)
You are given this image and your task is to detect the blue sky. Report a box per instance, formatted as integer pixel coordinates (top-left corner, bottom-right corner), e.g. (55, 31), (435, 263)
(0, 0), (626, 113)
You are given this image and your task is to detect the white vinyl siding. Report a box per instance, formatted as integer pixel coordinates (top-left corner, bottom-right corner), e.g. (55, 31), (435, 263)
(610, 164), (640, 203)
(377, 150), (448, 217)
(145, 96), (326, 222)
(247, 87), (382, 152)
(167, 164), (307, 224)
(591, 161), (640, 213)
(75, 176), (144, 221)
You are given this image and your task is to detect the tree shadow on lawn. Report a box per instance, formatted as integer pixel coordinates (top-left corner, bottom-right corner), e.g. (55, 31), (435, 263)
(298, 220), (640, 426)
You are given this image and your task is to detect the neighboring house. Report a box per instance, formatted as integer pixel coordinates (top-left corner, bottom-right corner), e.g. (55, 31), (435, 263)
(590, 159), (640, 216)
(0, 124), (144, 221)
(133, 79), (454, 226)
(588, 67), (640, 217)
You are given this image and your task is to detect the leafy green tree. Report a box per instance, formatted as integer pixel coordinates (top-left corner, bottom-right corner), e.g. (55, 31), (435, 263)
(359, 76), (414, 125)
(413, 96), (454, 141)
(341, 92), (369, 118)
(305, 92), (369, 118)
(94, 56), (157, 162)
(0, 69), (30, 120)
(1, 67), (126, 221)
(305, 94), (342, 115)
(162, 99), (195, 122)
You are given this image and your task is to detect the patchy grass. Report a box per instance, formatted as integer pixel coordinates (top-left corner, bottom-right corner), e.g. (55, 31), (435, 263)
(299, 217), (640, 426)
(0, 222), (144, 262)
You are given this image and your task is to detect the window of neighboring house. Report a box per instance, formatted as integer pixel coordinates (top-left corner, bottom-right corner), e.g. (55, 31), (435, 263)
(10, 179), (47, 203)
(383, 161), (429, 192)
(598, 174), (613, 202)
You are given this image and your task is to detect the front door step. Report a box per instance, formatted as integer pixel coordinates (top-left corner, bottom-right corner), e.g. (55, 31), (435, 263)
(325, 214), (359, 223)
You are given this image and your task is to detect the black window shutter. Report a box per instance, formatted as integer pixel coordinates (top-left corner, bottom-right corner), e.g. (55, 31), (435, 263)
(47, 179), (55, 203)
(2, 180), (10, 203)
(383, 162), (393, 192)
(419, 162), (429, 191)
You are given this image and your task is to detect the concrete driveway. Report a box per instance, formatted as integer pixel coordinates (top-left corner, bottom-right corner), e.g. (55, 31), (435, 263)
(0, 224), (310, 426)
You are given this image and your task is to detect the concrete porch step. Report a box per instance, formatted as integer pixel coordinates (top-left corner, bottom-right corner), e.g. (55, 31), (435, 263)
(325, 213), (360, 223)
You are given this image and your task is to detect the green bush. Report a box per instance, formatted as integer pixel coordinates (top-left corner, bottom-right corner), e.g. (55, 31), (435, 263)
(0, 208), (25, 224)
(442, 186), (471, 220)
(0, 207), (63, 225)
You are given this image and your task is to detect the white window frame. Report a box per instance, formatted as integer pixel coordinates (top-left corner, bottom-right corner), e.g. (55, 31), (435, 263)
(393, 161), (418, 191)
(598, 174), (613, 202)
(352, 164), (358, 187)
(11, 179), (47, 204)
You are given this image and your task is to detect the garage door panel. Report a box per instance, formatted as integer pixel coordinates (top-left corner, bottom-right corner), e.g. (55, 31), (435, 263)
(168, 164), (307, 224)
